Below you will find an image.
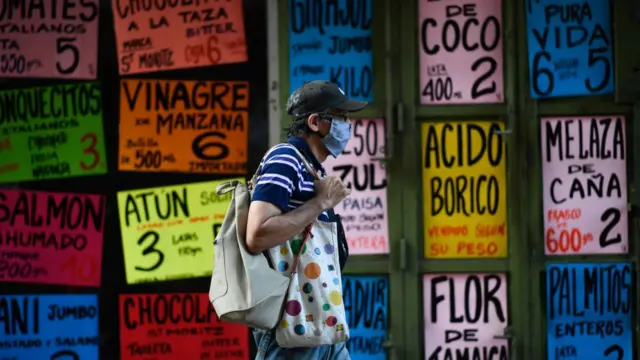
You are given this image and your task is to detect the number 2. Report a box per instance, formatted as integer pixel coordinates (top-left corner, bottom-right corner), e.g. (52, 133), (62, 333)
(604, 344), (623, 360)
(136, 230), (164, 272)
(599, 207), (622, 247)
(56, 38), (80, 75)
(51, 350), (79, 360)
(470, 56), (497, 99)
(80, 133), (100, 170)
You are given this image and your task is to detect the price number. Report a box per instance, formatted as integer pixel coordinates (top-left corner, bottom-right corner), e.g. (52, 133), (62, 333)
(599, 207), (622, 248)
(419, 14), (500, 100)
(60, 254), (98, 282)
(184, 35), (221, 65)
(135, 230), (165, 272)
(213, 223), (222, 238)
(545, 228), (589, 253)
(192, 131), (230, 161)
(0, 54), (26, 74)
(531, 47), (611, 97)
(422, 77), (455, 102)
(604, 344), (623, 360)
(80, 132), (101, 171)
(56, 38), (80, 75)
(135, 150), (163, 169)
(0, 260), (47, 279)
(343, 120), (383, 157)
(51, 350), (79, 360)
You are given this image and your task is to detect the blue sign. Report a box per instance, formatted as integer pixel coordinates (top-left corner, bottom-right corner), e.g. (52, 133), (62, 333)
(0, 295), (99, 359)
(525, 0), (614, 98)
(546, 263), (632, 360)
(289, 0), (373, 101)
(343, 275), (388, 360)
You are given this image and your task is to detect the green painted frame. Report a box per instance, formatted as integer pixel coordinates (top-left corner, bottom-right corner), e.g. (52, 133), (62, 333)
(277, 0), (638, 358)
(277, 0), (406, 358)
(398, 0), (527, 358)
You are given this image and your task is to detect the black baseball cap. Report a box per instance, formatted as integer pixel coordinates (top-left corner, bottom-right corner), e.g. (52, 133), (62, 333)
(286, 80), (368, 117)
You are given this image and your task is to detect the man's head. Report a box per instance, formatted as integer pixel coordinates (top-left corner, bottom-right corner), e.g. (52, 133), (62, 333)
(285, 81), (368, 160)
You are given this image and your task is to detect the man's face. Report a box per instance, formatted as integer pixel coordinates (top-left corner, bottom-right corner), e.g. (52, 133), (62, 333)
(308, 108), (350, 137)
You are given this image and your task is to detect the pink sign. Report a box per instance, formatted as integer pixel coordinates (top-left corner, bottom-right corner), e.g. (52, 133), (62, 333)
(0, 189), (105, 286)
(111, 0), (248, 75)
(418, 0), (504, 104)
(0, 0), (99, 79)
(324, 118), (389, 255)
(424, 273), (509, 359)
(541, 116), (628, 255)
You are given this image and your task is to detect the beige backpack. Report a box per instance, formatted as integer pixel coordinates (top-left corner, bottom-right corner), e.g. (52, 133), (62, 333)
(209, 145), (318, 330)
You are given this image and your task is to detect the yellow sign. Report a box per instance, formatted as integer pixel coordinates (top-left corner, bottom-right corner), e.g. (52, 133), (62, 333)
(421, 121), (507, 258)
(117, 179), (241, 284)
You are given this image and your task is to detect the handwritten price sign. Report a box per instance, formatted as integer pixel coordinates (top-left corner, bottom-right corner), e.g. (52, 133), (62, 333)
(119, 293), (249, 360)
(421, 121), (508, 258)
(418, 0), (504, 104)
(324, 119), (389, 255)
(0, 0), (99, 79)
(0, 294), (99, 359)
(541, 116), (628, 255)
(0, 189), (105, 286)
(111, 0), (247, 74)
(0, 84), (107, 183)
(118, 79), (249, 174)
(546, 263), (632, 360)
(116, 180), (240, 284)
(526, 0), (614, 98)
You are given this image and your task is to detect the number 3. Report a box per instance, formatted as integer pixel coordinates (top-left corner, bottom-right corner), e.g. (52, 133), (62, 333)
(135, 230), (164, 272)
(80, 133), (100, 170)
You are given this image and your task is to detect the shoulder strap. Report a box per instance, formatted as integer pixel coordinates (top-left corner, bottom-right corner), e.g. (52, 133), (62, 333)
(249, 144), (320, 190)
(288, 145), (320, 180)
(247, 145), (282, 190)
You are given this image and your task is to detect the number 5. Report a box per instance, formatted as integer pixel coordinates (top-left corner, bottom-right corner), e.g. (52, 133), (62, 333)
(56, 38), (80, 75)
(585, 47), (611, 93)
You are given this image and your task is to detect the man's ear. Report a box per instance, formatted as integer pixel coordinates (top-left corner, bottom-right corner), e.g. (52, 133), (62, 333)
(307, 113), (321, 132)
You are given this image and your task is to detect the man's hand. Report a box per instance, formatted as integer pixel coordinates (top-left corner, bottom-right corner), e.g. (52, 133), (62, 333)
(314, 176), (351, 209)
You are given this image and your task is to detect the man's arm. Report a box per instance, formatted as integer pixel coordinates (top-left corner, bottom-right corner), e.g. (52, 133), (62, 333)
(245, 198), (325, 254)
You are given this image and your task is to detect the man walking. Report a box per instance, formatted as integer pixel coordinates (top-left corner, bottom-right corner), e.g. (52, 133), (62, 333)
(246, 81), (367, 359)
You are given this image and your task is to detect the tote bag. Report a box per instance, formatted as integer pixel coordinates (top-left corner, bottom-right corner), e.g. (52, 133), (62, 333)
(269, 190), (350, 347)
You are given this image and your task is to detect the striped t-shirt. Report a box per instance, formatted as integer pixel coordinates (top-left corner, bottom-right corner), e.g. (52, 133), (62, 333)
(252, 138), (330, 221)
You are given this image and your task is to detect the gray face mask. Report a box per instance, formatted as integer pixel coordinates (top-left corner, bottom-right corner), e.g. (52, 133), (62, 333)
(321, 118), (352, 158)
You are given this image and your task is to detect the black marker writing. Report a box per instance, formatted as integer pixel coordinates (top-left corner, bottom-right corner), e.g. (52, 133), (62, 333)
(0, 84), (101, 125)
(123, 188), (190, 227)
(0, 191), (104, 232)
(424, 123), (503, 216)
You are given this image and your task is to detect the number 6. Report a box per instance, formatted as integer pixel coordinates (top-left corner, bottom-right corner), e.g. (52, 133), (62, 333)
(531, 51), (554, 96)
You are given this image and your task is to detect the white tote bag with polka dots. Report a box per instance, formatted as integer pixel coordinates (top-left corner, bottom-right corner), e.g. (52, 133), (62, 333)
(269, 221), (350, 347)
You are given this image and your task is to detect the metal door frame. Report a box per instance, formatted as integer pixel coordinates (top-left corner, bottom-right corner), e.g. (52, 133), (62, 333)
(277, 0), (406, 358)
(396, 0), (638, 359)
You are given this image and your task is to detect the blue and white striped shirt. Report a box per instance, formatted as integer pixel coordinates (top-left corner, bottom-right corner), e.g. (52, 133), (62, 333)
(252, 137), (330, 221)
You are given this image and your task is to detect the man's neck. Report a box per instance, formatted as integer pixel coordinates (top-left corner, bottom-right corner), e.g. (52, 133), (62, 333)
(304, 135), (328, 163)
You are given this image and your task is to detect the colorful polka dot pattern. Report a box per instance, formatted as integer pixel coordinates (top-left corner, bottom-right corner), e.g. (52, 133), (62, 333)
(270, 221), (350, 347)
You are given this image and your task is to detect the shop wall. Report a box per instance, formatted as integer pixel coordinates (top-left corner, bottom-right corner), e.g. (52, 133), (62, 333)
(0, 0), (267, 358)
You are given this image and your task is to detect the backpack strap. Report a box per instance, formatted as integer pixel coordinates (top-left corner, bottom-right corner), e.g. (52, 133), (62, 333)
(247, 145), (283, 190)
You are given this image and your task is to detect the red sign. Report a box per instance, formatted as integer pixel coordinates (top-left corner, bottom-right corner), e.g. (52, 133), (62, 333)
(119, 293), (249, 360)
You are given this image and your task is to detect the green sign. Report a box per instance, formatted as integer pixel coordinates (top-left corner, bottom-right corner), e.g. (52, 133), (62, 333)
(0, 83), (107, 183)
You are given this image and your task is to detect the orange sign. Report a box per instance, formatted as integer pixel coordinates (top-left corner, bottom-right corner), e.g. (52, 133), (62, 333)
(118, 79), (249, 174)
(111, 0), (247, 74)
